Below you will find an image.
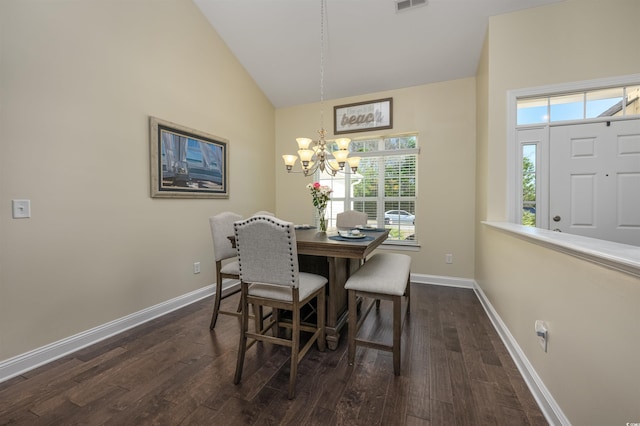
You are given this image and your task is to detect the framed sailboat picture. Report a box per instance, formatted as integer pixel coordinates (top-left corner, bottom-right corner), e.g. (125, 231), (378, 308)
(149, 117), (229, 199)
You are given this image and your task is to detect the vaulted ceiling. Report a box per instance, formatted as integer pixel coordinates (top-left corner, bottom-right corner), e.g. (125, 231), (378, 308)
(193, 0), (564, 108)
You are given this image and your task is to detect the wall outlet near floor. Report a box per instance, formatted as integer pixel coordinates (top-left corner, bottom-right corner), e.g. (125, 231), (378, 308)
(193, 262), (201, 274)
(445, 253), (453, 264)
(535, 320), (548, 352)
(12, 199), (31, 218)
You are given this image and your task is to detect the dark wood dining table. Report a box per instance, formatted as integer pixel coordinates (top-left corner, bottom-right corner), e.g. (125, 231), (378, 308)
(228, 227), (389, 350)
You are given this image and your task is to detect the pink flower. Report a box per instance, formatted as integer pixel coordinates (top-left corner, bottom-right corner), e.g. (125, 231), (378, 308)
(313, 182), (321, 189)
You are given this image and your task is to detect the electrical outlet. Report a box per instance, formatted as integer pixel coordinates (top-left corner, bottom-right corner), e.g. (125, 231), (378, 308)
(445, 253), (453, 264)
(193, 262), (201, 274)
(535, 320), (548, 352)
(12, 199), (31, 218)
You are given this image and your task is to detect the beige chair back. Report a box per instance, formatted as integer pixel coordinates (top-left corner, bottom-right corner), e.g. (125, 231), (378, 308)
(233, 215), (299, 288)
(210, 211), (243, 262)
(336, 210), (368, 228)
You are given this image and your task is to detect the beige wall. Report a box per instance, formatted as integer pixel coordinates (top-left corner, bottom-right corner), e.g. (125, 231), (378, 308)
(4, 0), (639, 422)
(276, 79), (477, 279)
(0, 0), (275, 361)
(476, 0), (640, 424)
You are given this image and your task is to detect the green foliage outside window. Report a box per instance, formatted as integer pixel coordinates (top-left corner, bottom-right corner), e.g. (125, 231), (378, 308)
(522, 156), (536, 227)
(349, 135), (418, 241)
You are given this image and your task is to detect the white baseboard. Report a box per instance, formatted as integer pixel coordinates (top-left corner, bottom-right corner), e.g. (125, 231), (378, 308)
(472, 282), (570, 426)
(411, 272), (475, 288)
(0, 281), (239, 384)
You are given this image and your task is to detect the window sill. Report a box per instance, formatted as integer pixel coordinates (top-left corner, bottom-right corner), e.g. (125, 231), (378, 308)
(381, 241), (421, 251)
(483, 221), (640, 278)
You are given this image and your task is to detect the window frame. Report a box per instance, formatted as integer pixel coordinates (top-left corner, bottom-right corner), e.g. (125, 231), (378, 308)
(507, 73), (640, 225)
(316, 133), (419, 245)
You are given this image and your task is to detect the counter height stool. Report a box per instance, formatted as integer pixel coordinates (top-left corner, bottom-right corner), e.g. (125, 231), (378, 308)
(345, 253), (411, 375)
(209, 211), (258, 330)
(233, 215), (327, 399)
(336, 210), (368, 229)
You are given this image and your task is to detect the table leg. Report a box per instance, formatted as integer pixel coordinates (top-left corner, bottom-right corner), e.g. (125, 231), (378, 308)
(324, 256), (347, 350)
(298, 255), (363, 350)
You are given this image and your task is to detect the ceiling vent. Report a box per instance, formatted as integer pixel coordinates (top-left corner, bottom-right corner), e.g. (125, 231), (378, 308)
(395, 0), (428, 13)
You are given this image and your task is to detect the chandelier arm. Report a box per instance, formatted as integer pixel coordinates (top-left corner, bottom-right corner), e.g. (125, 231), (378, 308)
(305, 161), (320, 176)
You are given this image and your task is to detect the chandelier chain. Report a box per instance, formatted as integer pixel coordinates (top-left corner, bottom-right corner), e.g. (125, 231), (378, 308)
(281, 0), (359, 177)
(319, 0), (325, 129)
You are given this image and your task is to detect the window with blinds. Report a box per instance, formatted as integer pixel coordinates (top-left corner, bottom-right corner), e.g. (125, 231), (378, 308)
(318, 134), (419, 244)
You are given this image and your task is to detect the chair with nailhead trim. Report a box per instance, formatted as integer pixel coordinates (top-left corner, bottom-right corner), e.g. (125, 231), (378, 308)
(233, 215), (327, 399)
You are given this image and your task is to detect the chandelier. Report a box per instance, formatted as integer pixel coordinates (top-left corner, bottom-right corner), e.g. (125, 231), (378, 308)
(282, 0), (360, 177)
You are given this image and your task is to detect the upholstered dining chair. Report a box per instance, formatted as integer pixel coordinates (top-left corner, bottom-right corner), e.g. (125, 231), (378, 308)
(337, 210), (370, 272)
(208, 211), (243, 330)
(233, 215), (327, 399)
(336, 210), (368, 229)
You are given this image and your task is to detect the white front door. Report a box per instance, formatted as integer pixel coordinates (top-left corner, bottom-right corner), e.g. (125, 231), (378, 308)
(549, 119), (640, 245)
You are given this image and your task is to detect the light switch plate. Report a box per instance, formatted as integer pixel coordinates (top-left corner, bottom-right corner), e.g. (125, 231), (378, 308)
(12, 199), (31, 218)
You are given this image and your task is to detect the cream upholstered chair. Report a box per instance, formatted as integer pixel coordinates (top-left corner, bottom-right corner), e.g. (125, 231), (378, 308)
(208, 211), (243, 330)
(336, 210), (368, 229)
(233, 215), (327, 399)
(337, 210), (370, 270)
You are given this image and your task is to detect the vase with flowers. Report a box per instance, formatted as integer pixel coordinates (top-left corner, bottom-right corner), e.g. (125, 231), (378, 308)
(307, 182), (332, 232)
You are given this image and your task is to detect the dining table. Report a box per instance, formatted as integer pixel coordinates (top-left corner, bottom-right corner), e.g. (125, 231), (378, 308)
(278, 227), (390, 350)
(228, 226), (389, 350)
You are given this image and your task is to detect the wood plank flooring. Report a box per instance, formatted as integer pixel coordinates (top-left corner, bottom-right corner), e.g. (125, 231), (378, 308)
(0, 284), (548, 425)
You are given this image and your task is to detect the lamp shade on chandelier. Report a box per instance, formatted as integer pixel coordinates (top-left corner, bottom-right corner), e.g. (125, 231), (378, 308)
(281, 0), (360, 177)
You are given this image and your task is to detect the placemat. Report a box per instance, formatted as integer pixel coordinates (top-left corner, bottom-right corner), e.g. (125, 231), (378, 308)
(356, 227), (387, 232)
(329, 235), (375, 242)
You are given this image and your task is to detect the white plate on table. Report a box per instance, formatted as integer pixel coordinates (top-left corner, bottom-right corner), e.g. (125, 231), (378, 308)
(340, 233), (366, 239)
(356, 225), (376, 230)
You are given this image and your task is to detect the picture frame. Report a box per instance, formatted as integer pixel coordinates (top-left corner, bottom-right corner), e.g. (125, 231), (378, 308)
(149, 117), (229, 199)
(334, 97), (393, 135)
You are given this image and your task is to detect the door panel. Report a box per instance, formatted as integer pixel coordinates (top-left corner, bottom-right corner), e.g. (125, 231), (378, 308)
(570, 174), (596, 227)
(618, 173), (640, 227)
(618, 133), (640, 155)
(550, 119), (640, 245)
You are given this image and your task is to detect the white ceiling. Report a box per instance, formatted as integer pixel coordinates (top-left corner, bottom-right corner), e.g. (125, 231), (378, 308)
(193, 0), (564, 108)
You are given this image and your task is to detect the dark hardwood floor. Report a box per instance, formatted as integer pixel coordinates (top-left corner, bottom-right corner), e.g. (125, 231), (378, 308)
(0, 284), (548, 425)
